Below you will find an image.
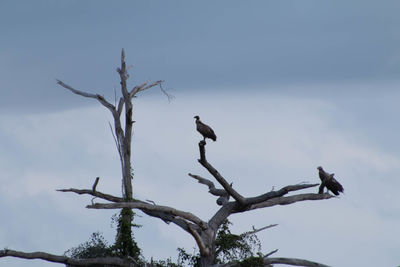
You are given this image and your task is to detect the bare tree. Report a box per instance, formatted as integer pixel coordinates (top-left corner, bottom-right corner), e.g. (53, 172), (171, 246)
(1, 50), (336, 267)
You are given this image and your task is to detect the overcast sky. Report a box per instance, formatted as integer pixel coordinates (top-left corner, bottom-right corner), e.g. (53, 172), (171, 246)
(1, 1), (400, 267)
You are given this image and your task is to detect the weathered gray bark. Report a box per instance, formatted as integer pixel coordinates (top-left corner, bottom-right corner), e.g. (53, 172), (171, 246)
(58, 49), (164, 258)
(71, 140), (334, 266)
(0, 249), (135, 266)
(3, 50), (336, 267)
(55, 124), (334, 267)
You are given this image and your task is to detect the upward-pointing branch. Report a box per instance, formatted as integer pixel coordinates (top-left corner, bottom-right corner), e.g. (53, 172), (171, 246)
(198, 141), (246, 205)
(116, 48), (133, 200)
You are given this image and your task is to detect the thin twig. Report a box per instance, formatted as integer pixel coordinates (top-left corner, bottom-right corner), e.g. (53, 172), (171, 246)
(242, 224), (278, 237)
(264, 249), (279, 258)
(109, 122), (123, 162)
(159, 83), (174, 102)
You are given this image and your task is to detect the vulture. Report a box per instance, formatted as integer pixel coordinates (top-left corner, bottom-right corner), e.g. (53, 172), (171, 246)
(317, 166), (344, 196)
(194, 116), (217, 142)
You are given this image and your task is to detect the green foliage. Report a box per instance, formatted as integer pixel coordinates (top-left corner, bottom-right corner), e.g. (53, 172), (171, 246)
(113, 208), (141, 259)
(177, 247), (201, 267)
(238, 255), (264, 267)
(65, 216), (263, 267)
(149, 257), (180, 267)
(65, 209), (142, 266)
(64, 232), (114, 266)
(215, 220), (262, 264)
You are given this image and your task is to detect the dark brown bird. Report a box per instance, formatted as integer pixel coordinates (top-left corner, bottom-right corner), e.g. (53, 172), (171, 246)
(317, 166), (344, 196)
(194, 116), (217, 142)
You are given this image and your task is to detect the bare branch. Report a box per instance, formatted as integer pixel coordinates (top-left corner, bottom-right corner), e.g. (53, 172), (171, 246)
(187, 223), (210, 256)
(87, 202), (208, 230)
(249, 193), (334, 211)
(57, 188), (124, 203)
(140, 209), (189, 229)
(130, 81), (149, 97)
(57, 186), (203, 235)
(130, 80), (164, 98)
(188, 173), (230, 198)
(56, 80), (116, 114)
(209, 202), (238, 230)
(117, 97), (124, 116)
(242, 224), (278, 237)
(92, 177), (100, 192)
(264, 249), (279, 258)
(159, 83), (174, 102)
(220, 254), (330, 267)
(0, 249), (133, 267)
(198, 141), (246, 205)
(244, 183), (320, 205)
(263, 257), (331, 267)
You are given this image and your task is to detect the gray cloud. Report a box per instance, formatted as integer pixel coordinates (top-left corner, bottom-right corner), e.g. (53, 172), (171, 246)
(1, 1), (400, 112)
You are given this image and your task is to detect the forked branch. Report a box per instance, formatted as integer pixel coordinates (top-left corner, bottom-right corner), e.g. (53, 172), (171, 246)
(130, 80), (164, 98)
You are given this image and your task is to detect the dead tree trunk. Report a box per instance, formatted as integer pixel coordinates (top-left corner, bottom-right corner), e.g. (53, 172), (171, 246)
(55, 54), (335, 265)
(2, 50), (335, 267)
(80, 140), (334, 266)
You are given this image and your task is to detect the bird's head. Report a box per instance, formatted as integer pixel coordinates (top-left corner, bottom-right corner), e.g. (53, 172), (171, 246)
(317, 166), (323, 171)
(194, 115), (200, 120)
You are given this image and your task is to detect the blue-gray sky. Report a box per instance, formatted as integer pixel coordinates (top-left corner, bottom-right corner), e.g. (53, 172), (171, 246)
(1, 1), (400, 267)
(1, 0), (400, 112)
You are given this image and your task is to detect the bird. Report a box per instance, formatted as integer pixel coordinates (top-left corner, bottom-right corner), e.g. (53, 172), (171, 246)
(317, 166), (344, 196)
(194, 116), (217, 142)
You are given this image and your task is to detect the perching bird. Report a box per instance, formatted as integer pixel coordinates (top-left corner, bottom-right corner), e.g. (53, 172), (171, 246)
(194, 116), (217, 142)
(317, 166), (344, 196)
